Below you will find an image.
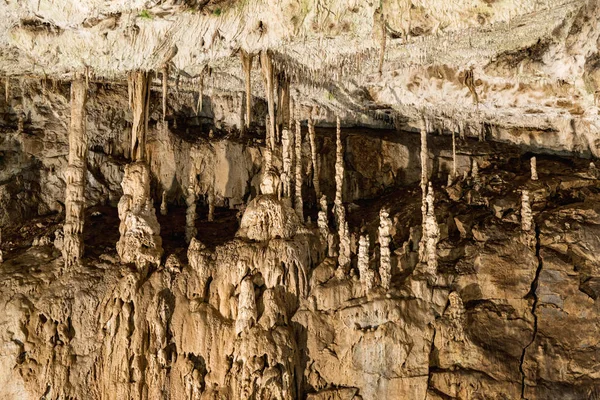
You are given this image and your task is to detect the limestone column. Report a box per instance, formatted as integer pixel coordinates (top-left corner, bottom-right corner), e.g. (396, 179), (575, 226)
(240, 50), (254, 130)
(294, 118), (303, 221)
(62, 76), (87, 269)
(335, 117), (351, 271)
(419, 117), (428, 263)
(424, 183), (439, 275)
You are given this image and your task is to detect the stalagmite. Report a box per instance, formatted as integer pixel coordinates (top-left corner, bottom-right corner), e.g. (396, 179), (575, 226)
(128, 71), (151, 161)
(358, 234), (374, 292)
(62, 76), (87, 269)
(235, 277), (257, 336)
(317, 195), (335, 257)
(452, 129), (457, 178)
(294, 118), (303, 221)
(260, 50), (276, 152)
(471, 159), (479, 182)
(186, 165), (198, 243)
(308, 112), (320, 198)
(521, 189), (533, 232)
(531, 156), (538, 181)
(117, 71), (162, 269)
(379, 208), (392, 290)
(240, 50), (254, 131)
(264, 115), (273, 170)
(423, 183), (439, 275)
(281, 127), (293, 197)
(116, 162), (163, 269)
(160, 191), (168, 216)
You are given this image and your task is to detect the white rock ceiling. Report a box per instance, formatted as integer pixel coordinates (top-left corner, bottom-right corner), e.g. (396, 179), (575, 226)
(1, 0), (599, 154)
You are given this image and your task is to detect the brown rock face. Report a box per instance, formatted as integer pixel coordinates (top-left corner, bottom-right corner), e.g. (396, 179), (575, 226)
(1, 1), (600, 399)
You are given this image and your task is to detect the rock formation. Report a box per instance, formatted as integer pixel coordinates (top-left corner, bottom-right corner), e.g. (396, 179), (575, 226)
(531, 156), (538, 181)
(1, 1), (600, 399)
(62, 76), (87, 269)
(378, 208), (392, 290)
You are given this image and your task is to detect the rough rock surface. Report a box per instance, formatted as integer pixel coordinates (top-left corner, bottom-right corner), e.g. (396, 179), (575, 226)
(1, 1), (600, 399)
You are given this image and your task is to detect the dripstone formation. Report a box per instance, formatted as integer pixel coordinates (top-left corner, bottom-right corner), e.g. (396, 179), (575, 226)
(1, 1), (600, 399)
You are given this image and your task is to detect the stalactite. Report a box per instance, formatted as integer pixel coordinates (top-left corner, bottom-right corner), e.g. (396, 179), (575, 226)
(277, 73), (290, 134)
(334, 117), (351, 272)
(240, 50), (254, 130)
(521, 190), (533, 232)
(4, 77), (9, 103)
(62, 76), (87, 269)
(294, 118), (303, 221)
(308, 112), (320, 199)
(195, 73), (204, 116)
(379, 208), (392, 290)
(260, 50), (276, 152)
(264, 115), (273, 171)
(282, 127), (293, 198)
(161, 66), (168, 122)
(128, 71), (151, 161)
(358, 234), (374, 292)
(378, 11), (387, 76)
(160, 191), (168, 216)
(419, 117), (428, 263)
(531, 156), (538, 181)
(452, 129), (457, 178)
(208, 182), (215, 222)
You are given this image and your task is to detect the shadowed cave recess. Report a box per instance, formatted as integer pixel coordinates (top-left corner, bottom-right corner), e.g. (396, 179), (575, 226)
(1, 0), (600, 399)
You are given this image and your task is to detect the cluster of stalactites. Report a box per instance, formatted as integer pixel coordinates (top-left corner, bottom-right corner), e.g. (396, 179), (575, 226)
(62, 76), (87, 269)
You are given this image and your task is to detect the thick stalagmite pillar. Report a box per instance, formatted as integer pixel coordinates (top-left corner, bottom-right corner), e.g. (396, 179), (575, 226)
(358, 234), (374, 292)
(62, 76), (87, 269)
(260, 50), (276, 152)
(294, 118), (304, 221)
(240, 50), (253, 130)
(117, 71), (163, 269)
